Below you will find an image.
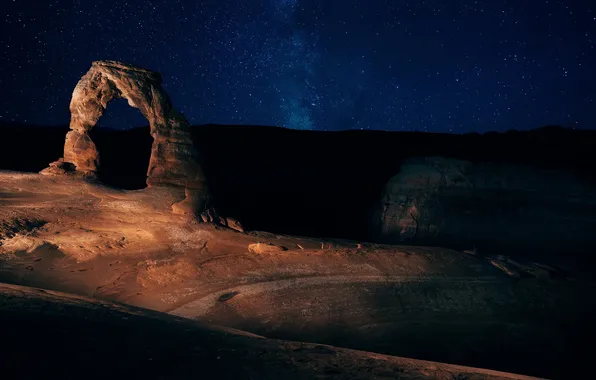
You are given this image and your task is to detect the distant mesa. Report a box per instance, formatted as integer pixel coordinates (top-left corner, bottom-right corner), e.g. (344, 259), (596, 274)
(41, 60), (210, 215)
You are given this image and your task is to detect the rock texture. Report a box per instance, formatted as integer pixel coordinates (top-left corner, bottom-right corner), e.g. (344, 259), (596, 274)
(46, 60), (209, 212)
(248, 242), (288, 254)
(376, 156), (596, 255)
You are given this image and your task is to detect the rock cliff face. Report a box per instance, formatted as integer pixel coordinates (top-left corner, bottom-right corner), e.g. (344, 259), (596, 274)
(376, 156), (596, 256)
(44, 60), (209, 213)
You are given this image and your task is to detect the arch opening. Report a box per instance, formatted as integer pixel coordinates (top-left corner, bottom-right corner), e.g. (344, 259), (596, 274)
(90, 98), (153, 190)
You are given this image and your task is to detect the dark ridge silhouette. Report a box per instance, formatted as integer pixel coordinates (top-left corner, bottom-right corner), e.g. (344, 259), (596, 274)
(1, 122), (595, 242)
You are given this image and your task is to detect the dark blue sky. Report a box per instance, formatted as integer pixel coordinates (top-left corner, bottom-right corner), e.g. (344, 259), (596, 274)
(1, 0), (595, 132)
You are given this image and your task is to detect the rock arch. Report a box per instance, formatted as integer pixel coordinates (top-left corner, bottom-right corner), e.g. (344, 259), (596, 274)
(46, 60), (209, 213)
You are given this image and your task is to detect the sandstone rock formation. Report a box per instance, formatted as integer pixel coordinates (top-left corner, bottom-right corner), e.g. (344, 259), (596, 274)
(376, 156), (596, 254)
(44, 60), (209, 214)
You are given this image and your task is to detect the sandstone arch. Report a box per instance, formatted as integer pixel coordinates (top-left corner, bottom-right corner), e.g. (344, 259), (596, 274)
(46, 60), (209, 213)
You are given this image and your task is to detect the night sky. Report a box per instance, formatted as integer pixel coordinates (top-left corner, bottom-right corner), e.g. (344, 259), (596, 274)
(1, 0), (595, 133)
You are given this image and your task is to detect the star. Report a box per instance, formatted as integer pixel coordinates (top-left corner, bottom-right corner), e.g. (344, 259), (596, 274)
(0, 0), (594, 133)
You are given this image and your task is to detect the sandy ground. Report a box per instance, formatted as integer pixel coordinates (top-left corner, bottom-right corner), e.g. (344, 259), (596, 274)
(1, 171), (594, 379)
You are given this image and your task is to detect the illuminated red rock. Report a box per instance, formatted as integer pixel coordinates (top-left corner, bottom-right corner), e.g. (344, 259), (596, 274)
(44, 60), (209, 213)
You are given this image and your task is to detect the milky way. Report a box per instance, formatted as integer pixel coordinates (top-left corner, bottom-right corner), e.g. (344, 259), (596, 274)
(1, 0), (595, 132)
(264, 0), (319, 129)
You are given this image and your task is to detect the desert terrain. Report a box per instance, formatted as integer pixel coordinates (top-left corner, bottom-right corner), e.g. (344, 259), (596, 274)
(2, 61), (595, 379)
(1, 170), (593, 379)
